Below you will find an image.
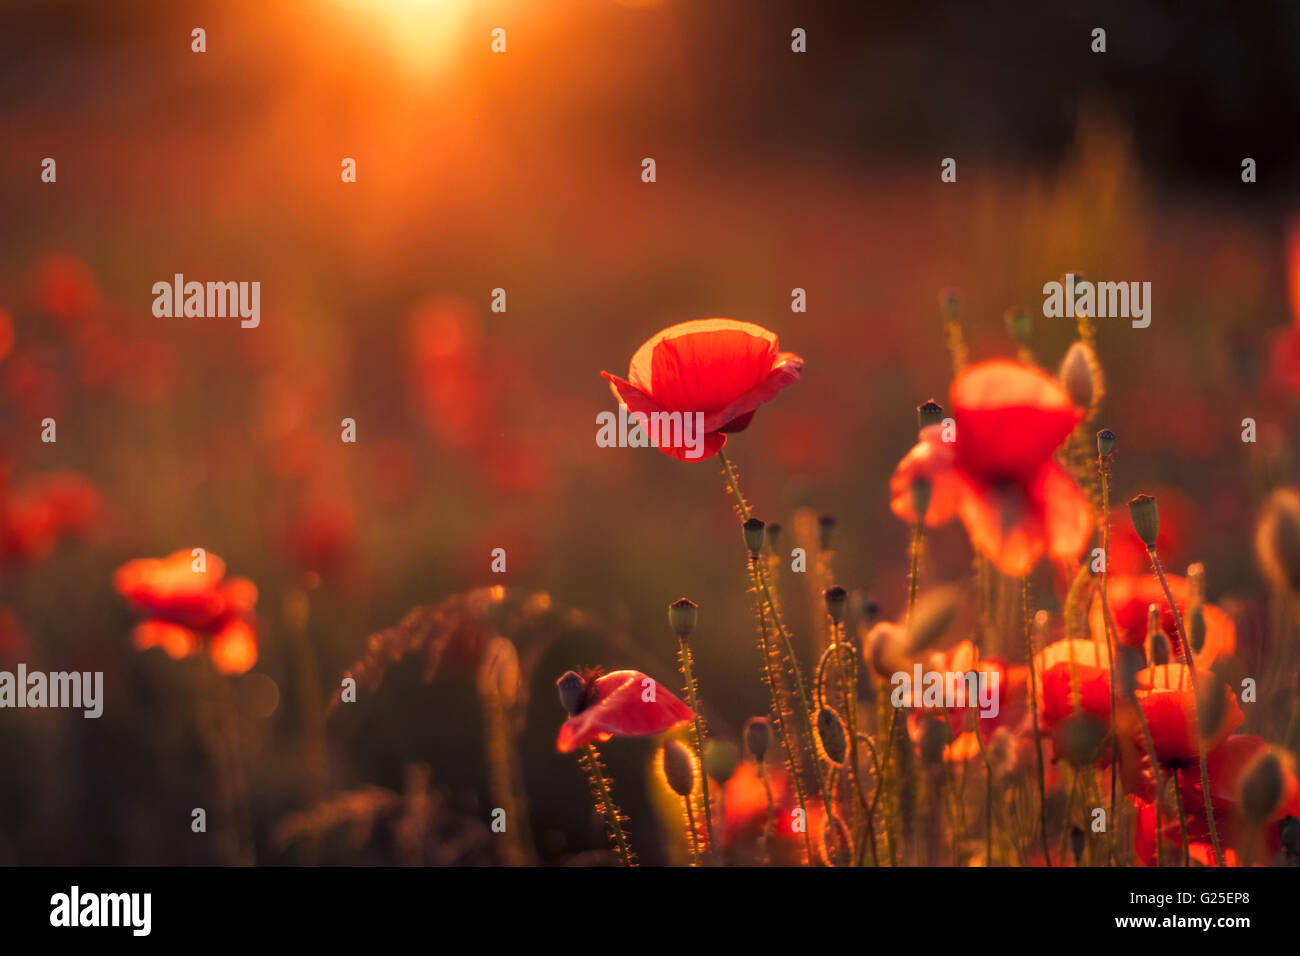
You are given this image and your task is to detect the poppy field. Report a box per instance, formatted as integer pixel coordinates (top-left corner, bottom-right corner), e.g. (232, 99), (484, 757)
(2, 0), (1300, 884)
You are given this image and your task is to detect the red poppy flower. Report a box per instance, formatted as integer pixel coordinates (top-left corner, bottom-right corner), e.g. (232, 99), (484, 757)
(722, 760), (827, 861)
(115, 550), (260, 674)
(115, 550), (231, 631)
(1089, 573), (1235, 669)
(555, 669), (693, 753)
(1033, 638), (1113, 758)
(601, 319), (802, 462)
(891, 360), (1090, 576)
(1133, 664), (1242, 769)
(901, 640), (1029, 761)
(1131, 734), (1300, 866)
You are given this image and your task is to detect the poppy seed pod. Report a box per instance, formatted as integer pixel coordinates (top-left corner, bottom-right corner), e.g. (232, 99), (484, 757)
(1256, 489), (1300, 595)
(1241, 751), (1285, 824)
(1128, 494), (1160, 550)
(940, 290), (960, 320)
(556, 670), (586, 716)
(818, 514), (836, 552)
(742, 518), (766, 556)
(824, 586), (847, 624)
(668, 597), (698, 638)
(816, 707), (847, 765)
(743, 716), (771, 762)
(1149, 629), (1170, 666)
(918, 399), (944, 429)
(703, 739), (739, 783)
(661, 738), (696, 797)
(1097, 427), (1115, 457)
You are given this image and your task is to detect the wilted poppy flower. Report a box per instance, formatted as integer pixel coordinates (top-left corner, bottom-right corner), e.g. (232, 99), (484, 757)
(555, 668), (693, 753)
(601, 319), (803, 461)
(1090, 573), (1235, 669)
(1133, 664), (1242, 769)
(891, 360), (1090, 575)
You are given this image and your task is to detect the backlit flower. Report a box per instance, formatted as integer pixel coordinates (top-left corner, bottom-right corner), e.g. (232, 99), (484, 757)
(555, 668), (693, 753)
(602, 319), (802, 461)
(891, 360), (1091, 575)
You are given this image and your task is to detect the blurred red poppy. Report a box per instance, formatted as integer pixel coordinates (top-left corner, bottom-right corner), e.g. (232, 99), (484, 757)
(1131, 734), (1300, 866)
(555, 668), (693, 753)
(1033, 638), (1113, 757)
(602, 318), (803, 462)
(1090, 573), (1235, 668)
(1133, 664), (1242, 769)
(115, 549), (260, 674)
(891, 360), (1090, 575)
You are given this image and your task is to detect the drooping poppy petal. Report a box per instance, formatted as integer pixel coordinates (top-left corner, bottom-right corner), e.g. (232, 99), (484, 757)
(555, 669), (693, 753)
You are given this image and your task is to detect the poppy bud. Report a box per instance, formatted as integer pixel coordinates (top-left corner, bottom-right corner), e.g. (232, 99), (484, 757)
(1058, 340), (1101, 416)
(816, 706), (847, 765)
(742, 518), (766, 556)
(668, 597), (698, 638)
(1097, 428), (1115, 457)
(905, 586), (960, 654)
(1128, 494), (1160, 550)
(917, 399), (944, 429)
(1255, 489), (1300, 595)
(910, 478), (932, 525)
(1069, 826), (1086, 866)
(823, 585), (847, 624)
(661, 738), (696, 797)
(1280, 816), (1300, 855)
(1241, 751), (1285, 824)
(703, 739), (739, 783)
(818, 514), (836, 552)
(1197, 674), (1230, 740)
(744, 716), (771, 762)
(1004, 309), (1032, 344)
(1187, 605), (1206, 655)
(867, 621), (907, 677)
(557, 670), (586, 716)
(1149, 629), (1170, 666)
(765, 522), (782, 555)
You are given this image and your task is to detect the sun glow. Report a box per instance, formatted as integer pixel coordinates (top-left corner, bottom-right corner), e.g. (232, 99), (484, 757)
(335, 0), (477, 78)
